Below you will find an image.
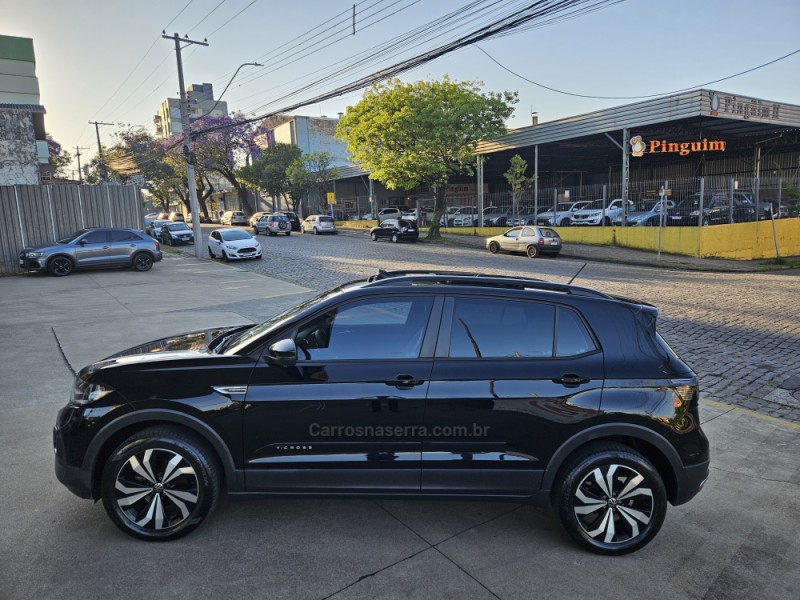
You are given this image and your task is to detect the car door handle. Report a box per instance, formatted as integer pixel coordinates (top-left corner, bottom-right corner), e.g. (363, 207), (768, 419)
(552, 373), (590, 387)
(385, 375), (424, 389)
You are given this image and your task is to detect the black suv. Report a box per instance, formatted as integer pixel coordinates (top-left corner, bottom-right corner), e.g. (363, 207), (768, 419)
(54, 271), (709, 554)
(667, 192), (756, 226)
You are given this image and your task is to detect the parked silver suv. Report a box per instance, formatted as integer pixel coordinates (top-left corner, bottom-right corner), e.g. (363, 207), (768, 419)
(19, 228), (162, 277)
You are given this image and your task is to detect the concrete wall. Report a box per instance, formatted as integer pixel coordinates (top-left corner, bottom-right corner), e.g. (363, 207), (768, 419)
(441, 219), (800, 260)
(0, 110), (39, 184)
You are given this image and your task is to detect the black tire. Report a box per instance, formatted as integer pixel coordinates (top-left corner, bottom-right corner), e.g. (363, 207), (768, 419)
(48, 256), (74, 277)
(371, 232), (378, 241)
(391, 233), (399, 243)
(561, 218), (571, 226)
(313, 227), (318, 235)
(554, 443), (667, 555)
(285, 231), (291, 236)
(526, 245), (539, 258)
(101, 426), (221, 541)
(603, 217), (611, 226)
(488, 241), (500, 254)
(221, 251), (230, 262)
(132, 252), (154, 272)
(702, 217), (710, 226)
(253, 228), (259, 235)
(208, 246), (215, 258)
(256, 254), (263, 260)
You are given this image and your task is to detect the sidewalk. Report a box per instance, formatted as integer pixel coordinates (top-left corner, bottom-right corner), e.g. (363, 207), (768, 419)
(436, 232), (792, 273)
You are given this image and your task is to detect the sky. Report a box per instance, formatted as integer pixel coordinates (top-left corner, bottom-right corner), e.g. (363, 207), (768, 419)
(4, 0), (800, 174)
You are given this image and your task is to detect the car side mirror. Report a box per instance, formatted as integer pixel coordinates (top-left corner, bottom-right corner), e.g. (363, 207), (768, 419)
(78, 239), (87, 246)
(267, 338), (298, 366)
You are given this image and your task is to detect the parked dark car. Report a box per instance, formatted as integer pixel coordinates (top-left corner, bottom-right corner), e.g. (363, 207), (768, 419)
(159, 222), (194, 245)
(20, 228), (162, 277)
(667, 192), (756, 226)
(275, 211), (301, 231)
(53, 270), (709, 554)
(369, 218), (419, 243)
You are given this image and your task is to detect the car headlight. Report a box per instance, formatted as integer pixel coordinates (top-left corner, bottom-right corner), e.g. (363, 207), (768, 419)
(27, 251), (43, 258)
(71, 380), (114, 406)
(225, 244), (237, 250)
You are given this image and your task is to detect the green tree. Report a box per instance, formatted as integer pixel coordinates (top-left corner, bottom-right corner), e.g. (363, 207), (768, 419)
(286, 151), (339, 215)
(782, 180), (800, 217)
(504, 154), (535, 224)
(237, 143), (302, 210)
(336, 77), (517, 239)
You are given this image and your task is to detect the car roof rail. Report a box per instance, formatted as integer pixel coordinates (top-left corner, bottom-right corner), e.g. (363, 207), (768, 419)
(365, 269), (611, 299)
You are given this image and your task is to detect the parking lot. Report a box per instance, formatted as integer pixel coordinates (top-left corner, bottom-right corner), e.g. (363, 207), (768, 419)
(1, 234), (798, 599)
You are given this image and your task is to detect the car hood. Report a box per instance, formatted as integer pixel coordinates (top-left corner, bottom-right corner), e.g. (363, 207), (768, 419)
(106, 325), (253, 359)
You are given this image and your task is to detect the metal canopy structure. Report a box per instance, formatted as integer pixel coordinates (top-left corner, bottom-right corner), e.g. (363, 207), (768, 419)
(475, 89), (800, 184)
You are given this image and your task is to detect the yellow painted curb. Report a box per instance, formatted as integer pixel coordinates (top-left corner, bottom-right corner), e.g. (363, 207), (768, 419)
(704, 399), (800, 430)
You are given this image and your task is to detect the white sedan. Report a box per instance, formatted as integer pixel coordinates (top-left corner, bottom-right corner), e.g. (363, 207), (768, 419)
(207, 228), (263, 262)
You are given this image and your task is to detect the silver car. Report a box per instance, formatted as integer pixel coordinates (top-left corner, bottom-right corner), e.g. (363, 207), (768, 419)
(19, 228), (163, 277)
(485, 225), (562, 258)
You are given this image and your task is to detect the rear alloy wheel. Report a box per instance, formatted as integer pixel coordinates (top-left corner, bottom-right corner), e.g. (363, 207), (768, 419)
(132, 253), (154, 272)
(526, 245), (539, 258)
(488, 241), (500, 254)
(554, 443), (667, 555)
(391, 233), (399, 243)
(371, 232), (378, 242)
(101, 426), (220, 541)
(48, 256), (74, 277)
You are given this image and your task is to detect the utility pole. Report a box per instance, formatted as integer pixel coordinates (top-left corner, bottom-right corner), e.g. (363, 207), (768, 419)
(163, 32), (208, 260)
(89, 121), (113, 181)
(74, 146), (89, 184)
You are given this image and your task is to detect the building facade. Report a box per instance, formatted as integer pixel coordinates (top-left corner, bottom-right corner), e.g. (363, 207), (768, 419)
(153, 82), (228, 139)
(0, 34), (48, 185)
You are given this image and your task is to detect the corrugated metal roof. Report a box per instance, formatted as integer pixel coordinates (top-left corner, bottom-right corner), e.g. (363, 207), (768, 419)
(0, 103), (46, 113)
(476, 89), (800, 154)
(335, 163), (371, 179)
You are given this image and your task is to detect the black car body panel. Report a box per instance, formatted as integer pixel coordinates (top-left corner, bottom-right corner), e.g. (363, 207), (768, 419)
(370, 219), (419, 242)
(54, 271), (709, 550)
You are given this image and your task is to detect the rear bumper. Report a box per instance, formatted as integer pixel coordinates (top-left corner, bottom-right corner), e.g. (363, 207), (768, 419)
(673, 459), (710, 505)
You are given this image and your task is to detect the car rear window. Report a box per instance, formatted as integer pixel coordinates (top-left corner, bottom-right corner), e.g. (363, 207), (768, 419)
(319, 216), (333, 222)
(540, 228), (559, 238)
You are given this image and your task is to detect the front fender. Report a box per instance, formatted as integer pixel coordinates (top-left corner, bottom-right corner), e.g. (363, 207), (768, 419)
(82, 409), (241, 498)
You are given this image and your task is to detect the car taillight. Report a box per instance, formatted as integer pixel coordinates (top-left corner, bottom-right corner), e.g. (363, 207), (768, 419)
(155, 241), (161, 249)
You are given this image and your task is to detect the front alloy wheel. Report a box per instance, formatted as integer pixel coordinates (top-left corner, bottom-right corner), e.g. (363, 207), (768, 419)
(101, 427), (220, 541)
(555, 443), (667, 555)
(48, 256), (74, 277)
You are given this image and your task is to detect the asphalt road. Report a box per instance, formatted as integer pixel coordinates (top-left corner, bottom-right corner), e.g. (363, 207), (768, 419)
(1, 231), (798, 600)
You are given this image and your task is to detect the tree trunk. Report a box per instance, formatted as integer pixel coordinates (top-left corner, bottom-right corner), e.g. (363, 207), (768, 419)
(426, 186), (448, 240)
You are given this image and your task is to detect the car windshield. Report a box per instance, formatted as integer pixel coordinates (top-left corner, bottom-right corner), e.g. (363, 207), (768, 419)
(632, 200), (658, 212)
(220, 230), (253, 241)
(57, 230), (88, 244)
(168, 223), (191, 231)
(224, 282), (364, 354)
(582, 200), (606, 210)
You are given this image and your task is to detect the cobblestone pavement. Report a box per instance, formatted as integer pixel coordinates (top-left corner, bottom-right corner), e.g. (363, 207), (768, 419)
(171, 226), (800, 422)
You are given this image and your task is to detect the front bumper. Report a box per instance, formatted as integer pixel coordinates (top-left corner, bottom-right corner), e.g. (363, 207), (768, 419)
(19, 255), (47, 272)
(227, 247), (263, 259)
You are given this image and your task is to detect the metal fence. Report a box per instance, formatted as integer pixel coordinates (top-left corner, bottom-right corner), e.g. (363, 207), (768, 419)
(436, 176), (799, 228)
(0, 184), (144, 274)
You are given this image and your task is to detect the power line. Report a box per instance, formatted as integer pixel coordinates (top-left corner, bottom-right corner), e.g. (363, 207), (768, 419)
(472, 43), (800, 100)
(195, 0), (622, 137)
(186, 0), (228, 34)
(206, 0), (258, 38)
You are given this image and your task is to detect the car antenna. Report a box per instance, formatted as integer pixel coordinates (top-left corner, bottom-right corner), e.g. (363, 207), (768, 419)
(567, 263), (587, 285)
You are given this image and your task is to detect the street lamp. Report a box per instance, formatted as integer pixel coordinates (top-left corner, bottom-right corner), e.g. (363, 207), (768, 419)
(199, 62), (263, 119)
